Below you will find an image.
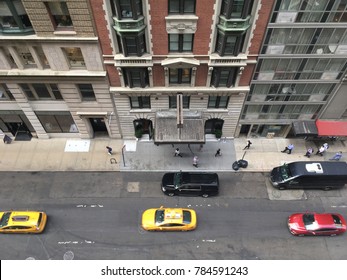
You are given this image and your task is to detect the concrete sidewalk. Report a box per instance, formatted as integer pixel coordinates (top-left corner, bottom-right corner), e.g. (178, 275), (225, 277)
(0, 136), (345, 172)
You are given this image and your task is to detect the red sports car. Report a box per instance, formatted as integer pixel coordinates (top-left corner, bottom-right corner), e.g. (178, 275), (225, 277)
(288, 212), (346, 236)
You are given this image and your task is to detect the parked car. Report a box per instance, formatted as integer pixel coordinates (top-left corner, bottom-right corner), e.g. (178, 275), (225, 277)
(0, 211), (47, 234)
(270, 161), (347, 190)
(287, 212), (346, 236)
(161, 171), (219, 197)
(142, 206), (197, 231)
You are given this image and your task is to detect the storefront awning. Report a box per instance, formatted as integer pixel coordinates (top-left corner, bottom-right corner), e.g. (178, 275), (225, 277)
(155, 111), (205, 144)
(316, 120), (347, 136)
(292, 120), (318, 137)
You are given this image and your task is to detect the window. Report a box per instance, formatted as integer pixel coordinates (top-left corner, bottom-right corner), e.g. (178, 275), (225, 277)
(169, 34), (194, 52)
(215, 33), (244, 56)
(19, 83), (62, 100)
(62, 47), (85, 68)
(0, 0), (33, 34)
(169, 95), (190, 108)
(169, 68), (192, 84)
(169, 0), (195, 14)
(120, 33), (146, 57)
(113, 0), (143, 20)
(211, 68), (238, 87)
(16, 46), (36, 68)
(36, 111), (77, 133)
(45, 1), (73, 30)
(0, 84), (15, 100)
(129, 96), (150, 109)
(221, 0), (251, 19)
(208, 96), (229, 108)
(78, 84), (96, 101)
(123, 68), (149, 88)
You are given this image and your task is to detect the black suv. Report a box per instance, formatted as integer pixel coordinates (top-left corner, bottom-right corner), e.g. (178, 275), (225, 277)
(161, 171), (219, 197)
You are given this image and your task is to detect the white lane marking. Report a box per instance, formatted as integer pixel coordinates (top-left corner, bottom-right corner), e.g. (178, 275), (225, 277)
(202, 239), (216, 243)
(76, 204), (104, 208)
(331, 205), (347, 208)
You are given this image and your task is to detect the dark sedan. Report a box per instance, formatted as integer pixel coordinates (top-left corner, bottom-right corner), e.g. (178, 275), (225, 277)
(161, 171), (219, 197)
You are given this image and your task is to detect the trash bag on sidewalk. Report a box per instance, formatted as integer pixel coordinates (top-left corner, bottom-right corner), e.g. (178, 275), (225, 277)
(237, 159), (248, 168)
(232, 161), (240, 171)
(3, 135), (12, 144)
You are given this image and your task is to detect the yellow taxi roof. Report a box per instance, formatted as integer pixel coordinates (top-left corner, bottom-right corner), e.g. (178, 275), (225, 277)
(6, 211), (41, 226)
(163, 208), (184, 223)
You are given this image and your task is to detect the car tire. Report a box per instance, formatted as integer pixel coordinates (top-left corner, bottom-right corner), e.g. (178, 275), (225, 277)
(168, 193), (175, 197)
(202, 194), (209, 198)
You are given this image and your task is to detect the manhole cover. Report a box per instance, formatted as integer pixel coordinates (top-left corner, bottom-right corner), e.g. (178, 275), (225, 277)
(63, 251), (74, 260)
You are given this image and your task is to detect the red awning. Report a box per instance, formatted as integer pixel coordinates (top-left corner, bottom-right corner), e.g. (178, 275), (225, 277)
(316, 120), (347, 136)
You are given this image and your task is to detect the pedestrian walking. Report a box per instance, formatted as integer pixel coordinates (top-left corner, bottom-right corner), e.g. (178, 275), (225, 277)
(215, 148), (222, 157)
(316, 146), (325, 156)
(304, 147), (314, 158)
(174, 148), (182, 157)
(323, 143), (329, 151)
(243, 140), (252, 150)
(106, 146), (113, 155)
(281, 143), (294, 154)
(193, 155), (199, 168)
(329, 151), (342, 161)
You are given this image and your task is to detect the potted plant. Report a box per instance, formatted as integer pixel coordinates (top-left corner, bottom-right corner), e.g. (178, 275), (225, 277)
(135, 128), (143, 139)
(214, 129), (222, 139)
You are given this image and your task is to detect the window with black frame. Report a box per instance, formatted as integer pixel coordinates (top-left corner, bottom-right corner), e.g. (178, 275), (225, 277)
(169, 68), (191, 84)
(113, 0), (143, 20)
(19, 83), (63, 100)
(129, 96), (150, 109)
(221, 0), (252, 19)
(78, 84), (96, 101)
(168, 0), (195, 14)
(120, 33), (146, 57)
(215, 33), (244, 56)
(208, 96), (229, 109)
(211, 68), (238, 88)
(169, 95), (190, 108)
(169, 34), (194, 52)
(45, 1), (73, 30)
(0, 0), (33, 34)
(36, 111), (78, 133)
(123, 68), (149, 88)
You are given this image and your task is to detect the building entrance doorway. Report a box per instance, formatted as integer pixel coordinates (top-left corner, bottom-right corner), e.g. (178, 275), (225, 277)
(133, 119), (153, 139)
(89, 117), (108, 137)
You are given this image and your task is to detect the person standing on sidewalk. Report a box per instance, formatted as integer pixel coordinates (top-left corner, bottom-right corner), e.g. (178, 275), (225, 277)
(281, 143), (294, 154)
(174, 148), (182, 157)
(215, 148), (222, 157)
(243, 140), (252, 150)
(316, 145), (325, 156)
(106, 146), (113, 155)
(329, 151), (342, 161)
(193, 156), (199, 167)
(304, 147), (314, 158)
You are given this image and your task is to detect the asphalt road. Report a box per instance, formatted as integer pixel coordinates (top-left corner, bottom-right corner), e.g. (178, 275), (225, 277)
(0, 172), (346, 260)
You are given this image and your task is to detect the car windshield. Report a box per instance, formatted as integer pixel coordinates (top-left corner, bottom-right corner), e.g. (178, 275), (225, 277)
(0, 212), (11, 227)
(280, 164), (291, 180)
(155, 210), (165, 223)
(174, 172), (182, 188)
(332, 215), (342, 225)
(182, 210), (191, 224)
(303, 213), (315, 225)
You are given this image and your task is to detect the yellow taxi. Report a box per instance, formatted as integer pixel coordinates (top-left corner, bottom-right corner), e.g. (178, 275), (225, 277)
(142, 206), (197, 231)
(0, 211), (47, 234)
